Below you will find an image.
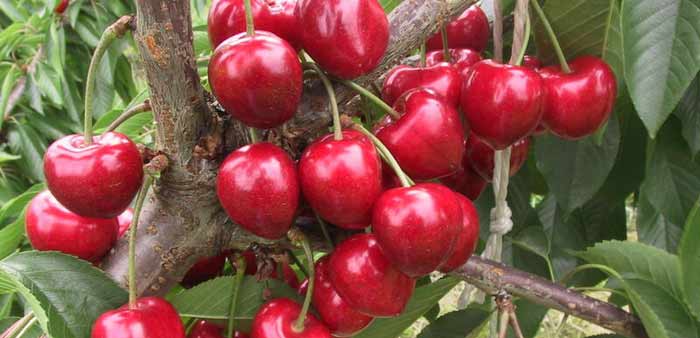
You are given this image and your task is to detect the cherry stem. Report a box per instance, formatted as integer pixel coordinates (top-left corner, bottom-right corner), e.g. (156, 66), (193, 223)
(492, 0), (504, 63)
(305, 63), (342, 140)
(243, 0), (255, 36)
(227, 255), (246, 338)
(13, 316), (37, 338)
(128, 174), (154, 309)
(441, 25), (451, 62)
(419, 43), (427, 67)
(513, 15), (531, 66)
(84, 16), (132, 145)
(105, 100), (151, 132)
(285, 249), (309, 278)
(350, 122), (414, 187)
(337, 79), (400, 119)
(313, 211), (334, 249)
(1, 313), (34, 338)
(248, 127), (258, 143)
(531, 0), (571, 73)
(288, 229), (314, 333)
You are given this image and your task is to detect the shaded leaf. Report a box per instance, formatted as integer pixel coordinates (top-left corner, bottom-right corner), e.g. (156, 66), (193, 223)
(637, 193), (683, 252)
(679, 197), (700, 318)
(417, 308), (490, 338)
(6, 123), (47, 182)
(674, 74), (700, 157)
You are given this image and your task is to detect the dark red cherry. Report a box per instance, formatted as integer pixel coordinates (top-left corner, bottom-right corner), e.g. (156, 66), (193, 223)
(217, 142), (299, 240)
(299, 130), (382, 230)
(522, 55), (541, 70)
(44, 132), (143, 218)
(92, 297), (185, 338)
(209, 31), (302, 129)
(297, 0), (389, 79)
(208, 0), (300, 49)
(438, 193), (479, 272)
(440, 164), (488, 201)
(539, 56), (617, 139)
(425, 48), (482, 78)
(382, 63), (462, 107)
(117, 208), (134, 238)
(55, 0), (68, 13)
(375, 88), (465, 180)
(250, 298), (331, 338)
(425, 6), (490, 52)
(187, 320), (249, 338)
(328, 233), (415, 317)
(466, 134), (530, 181)
(372, 183), (462, 277)
(181, 254), (227, 288)
(461, 60), (544, 150)
(26, 191), (117, 263)
(311, 256), (373, 337)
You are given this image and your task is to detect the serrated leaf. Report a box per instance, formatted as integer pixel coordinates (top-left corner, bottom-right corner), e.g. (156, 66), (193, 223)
(622, 0), (700, 137)
(624, 277), (698, 338)
(679, 197), (700, 318)
(674, 74), (700, 157)
(6, 123), (46, 182)
(417, 308), (490, 338)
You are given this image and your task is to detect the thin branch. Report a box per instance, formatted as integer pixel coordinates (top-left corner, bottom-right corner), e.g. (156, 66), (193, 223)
(105, 100), (151, 132)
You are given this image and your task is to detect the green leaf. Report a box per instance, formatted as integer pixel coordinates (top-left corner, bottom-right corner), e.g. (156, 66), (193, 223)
(379, 0), (403, 12)
(354, 277), (460, 338)
(0, 65), (21, 129)
(6, 123), (47, 182)
(679, 197), (700, 318)
(674, 74), (700, 157)
(0, 152), (20, 164)
(622, 0), (700, 137)
(624, 277), (698, 338)
(417, 308), (490, 338)
(638, 192), (683, 252)
(511, 226), (550, 260)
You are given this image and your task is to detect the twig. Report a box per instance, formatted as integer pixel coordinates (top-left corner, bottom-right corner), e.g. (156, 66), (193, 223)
(105, 100), (151, 132)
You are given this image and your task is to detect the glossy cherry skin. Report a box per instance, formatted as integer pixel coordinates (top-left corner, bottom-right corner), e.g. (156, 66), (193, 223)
(55, 0), (68, 13)
(181, 254), (227, 288)
(92, 297), (185, 338)
(297, 0), (389, 79)
(466, 134), (530, 182)
(328, 234), (415, 317)
(375, 88), (465, 180)
(251, 298), (331, 338)
(312, 256), (373, 337)
(372, 183), (462, 277)
(44, 132), (143, 218)
(382, 63), (462, 107)
(116, 208), (134, 238)
(438, 193), (479, 272)
(26, 191), (118, 263)
(425, 6), (490, 52)
(188, 320), (249, 338)
(539, 56), (617, 139)
(217, 142), (299, 239)
(299, 130), (382, 230)
(461, 60), (544, 150)
(209, 31), (302, 129)
(440, 164), (488, 201)
(208, 0), (300, 49)
(425, 48), (482, 78)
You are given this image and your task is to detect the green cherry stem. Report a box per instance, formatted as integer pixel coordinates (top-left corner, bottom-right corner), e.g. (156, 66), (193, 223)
(128, 174), (154, 308)
(419, 43), (427, 67)
(514, 15), (531, 66)
(530, 0), (571, 73)
(441, 25), (451, 62)
(227, 255), (246, 338)
(243, 0), (255, 36)
(285, 249), (310, 278)
(14, 316), (37, 338)
(336, 78), (400, 119)
(313, 211), (334, 249)
(349, 121), (414, 187)
(2, 313), (34, 338)
(288, 228), (315, 333)
(105, 100), (151, 132)
(248, 127), (259, 143)
(305, 63), (342, 140)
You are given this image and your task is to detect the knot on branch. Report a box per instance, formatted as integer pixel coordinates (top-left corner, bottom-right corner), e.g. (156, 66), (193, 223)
(111, 15), (136, 37)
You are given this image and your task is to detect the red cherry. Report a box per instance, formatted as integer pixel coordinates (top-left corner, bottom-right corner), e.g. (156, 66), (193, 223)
(25, 191), (117, 263)
(217, 142), (299, 240)
(181, 254), (227, 288)
(382, 63), (462, 107)
(328, 234), (415, 317)
(116, 208), (134, 238)
(438, 193), (479, 272)
(187, 320), (249, 338)
(297, 0), (389, 79)
(44, 132), (143, 219)
(251, 298), (331, 338)
(297, 279), (308, 295)
(466, 134), (530, 182)
(425, 6), (490, 52)
(92, 297), (185, 338)
(278, 263), (300, 289)
(208, 0), (300, 49)
(461, 60), (544, 150)
(522, 55), (542, 70)
(375, 88), (465, 180)
(372, 183), (462, 277)
(311, 256), (373, 337)
(381, 164), (402, 191)
(425, 48), (482, 78)
(539, 56), (617, 139)
(299, 130), (382, 230)
(440, 164), (488, 201)
(209, 31), (302, 129)
(241, 249), (259, 275)
(54, 0), (68, 13)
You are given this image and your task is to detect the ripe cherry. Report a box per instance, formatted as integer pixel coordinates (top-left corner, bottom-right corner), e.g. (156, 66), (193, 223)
(372, 183), (462, 277)
(425, 48), (482, 77)
(382, 63), (462, 107)
(438, 193), (479, 272)
(26, 191), (117, 263)
(328, 233), (415, 317)
(440, 164), (488, 201)
(117, 208), (134, 238)
(187, 320), (249, 338)
(44, 132), (143, 219)
(250, 298), (331, 338)
(54, 0), (69, 13)
(539, 56), (617, 139)
(91, 297), (185, 338)
(311, 256), (373, 337)
(181, 254), (227, 288)
(466, 134), (530, 181)
(209, 31), (302, 129)
(461, 60), (543, 150)
(375, 88), (464, 180)
(217, 142), (299, 240)
(299, 130), (382, 230)
(297, 0), (389, 79)
(425, 6), (490, 52)
(208, 0), (300, 49)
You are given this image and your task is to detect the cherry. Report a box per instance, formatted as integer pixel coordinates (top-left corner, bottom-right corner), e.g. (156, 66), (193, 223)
(299, 130), (382, 230)
(372, 183), (462, 277)
(297, 0), (389, 79)
(425, 6), (490, 52)
(539, 56), (617, 139)
(217, 142), (299, 240)
(438, 193), (479, 272)
(425, 48), (482, 78)
(187, 320), (249, 338)
(328, 233), (415, 317)
(522, 55), (542, 70)
(440, 164), (488, 201)
(54, 0), (69, 13)
(375, 88), (464, 180)
(25, 191), (117, 263)
(91, 297), (185, 338)
(311, 256), (373, 337)
(461, 60), (544, 150)
(208, 0), (300, 49)
(209, 31), (302, 129)
(466, 134), (530, 181)
(44, 132), (143, 219)
(181, 254), (227, 288)
(117, 208), (134, 238)
(381, 63), (462, 107)
(250, 298), (331, 338)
